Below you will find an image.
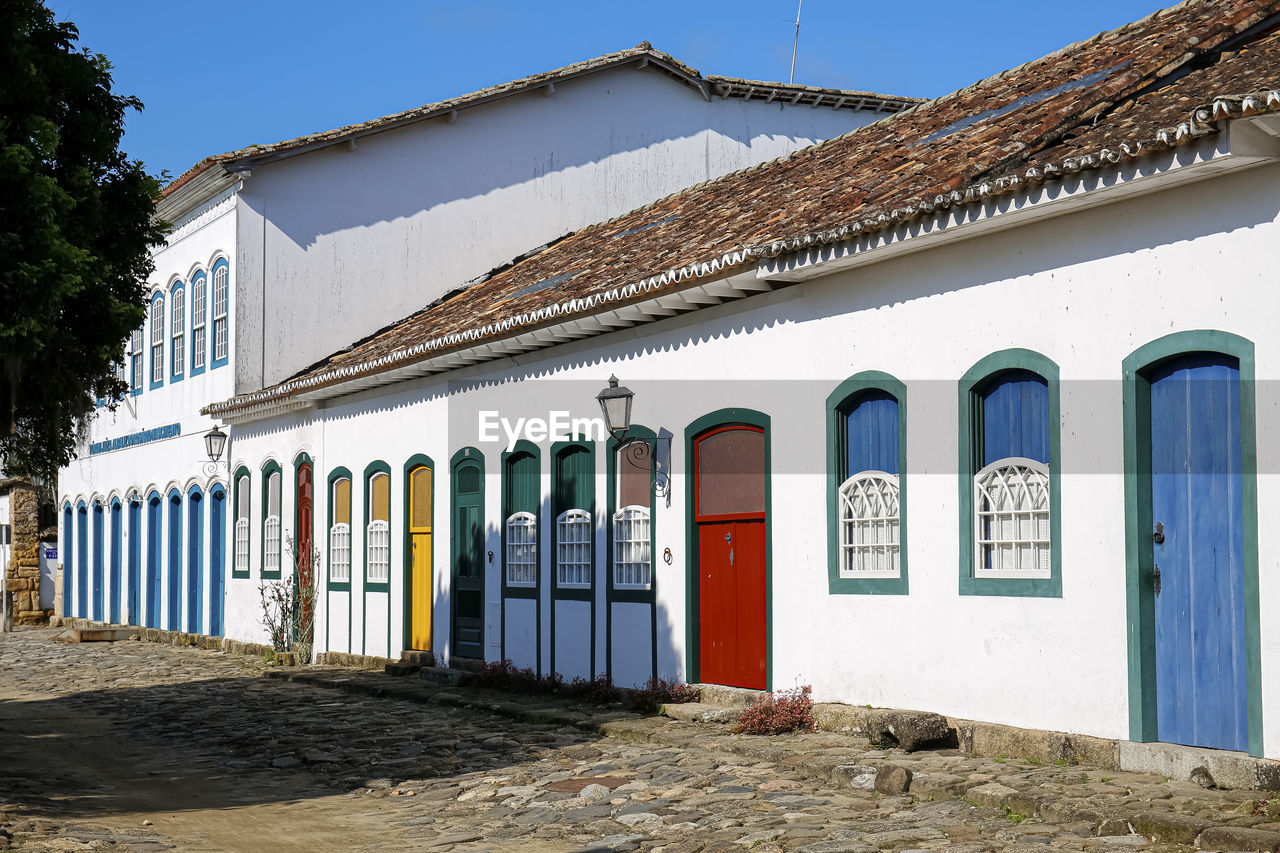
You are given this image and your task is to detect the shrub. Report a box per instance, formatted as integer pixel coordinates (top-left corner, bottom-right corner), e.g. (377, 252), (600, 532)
(629, 677), (701, 714)
(563, 674), (619, 704)
(736, 685), (816, 735)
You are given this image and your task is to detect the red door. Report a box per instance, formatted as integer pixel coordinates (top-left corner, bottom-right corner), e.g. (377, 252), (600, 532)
(695, 425), (767, 689)
(296, 462), (314, 636)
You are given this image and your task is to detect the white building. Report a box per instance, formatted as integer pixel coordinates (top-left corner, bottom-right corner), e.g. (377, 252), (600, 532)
(61, 0), (1280, 764)
(57, 46), (913, 640)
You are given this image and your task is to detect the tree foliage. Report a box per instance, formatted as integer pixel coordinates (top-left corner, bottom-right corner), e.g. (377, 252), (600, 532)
(0, 0), (167, 481)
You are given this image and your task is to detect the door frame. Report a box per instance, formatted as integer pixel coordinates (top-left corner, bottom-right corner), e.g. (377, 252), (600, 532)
(684, 408), (772, 690)
(402, 454), (436, 653)
(1122, 330), (1262, 756)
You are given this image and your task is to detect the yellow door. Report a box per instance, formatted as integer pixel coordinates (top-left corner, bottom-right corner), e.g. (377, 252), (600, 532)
(409, 465), (432, 650)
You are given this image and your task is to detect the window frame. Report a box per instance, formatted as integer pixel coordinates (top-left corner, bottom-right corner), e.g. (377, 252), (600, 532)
(606, 428), (657, 600)
(826, 372), (908, 595)
(958, 349), (1061, 598)
(260, 460), (283, 579)
(129, 329), (143, 395)
(327, 467), (353, 591)
(149, 292), (165, 389)
(211, 258), (230, 368)
(232, 466), (251, 579)
(362, 461), (391, 590)
(190, 269), (207, 376)
(501, 440), (541, 598)
(551, 439), (594, 598)
(169, 279), (185, 382)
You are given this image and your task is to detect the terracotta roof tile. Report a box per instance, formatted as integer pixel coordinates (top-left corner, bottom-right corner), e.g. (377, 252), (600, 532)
(208, 0), (1280, 417)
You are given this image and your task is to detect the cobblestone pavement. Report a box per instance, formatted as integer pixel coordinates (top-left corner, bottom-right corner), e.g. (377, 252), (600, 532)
(1, 628), (1278, 852)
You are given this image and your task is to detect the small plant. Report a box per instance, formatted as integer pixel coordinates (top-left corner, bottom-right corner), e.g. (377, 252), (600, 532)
(1004, 808), (1027, 823)
(257, 534), (319, 660)
(563, 674), (619, 704)
(467, 660), (618, 703)
(736, 685), (816, 735)
(629, 677), (700, 713)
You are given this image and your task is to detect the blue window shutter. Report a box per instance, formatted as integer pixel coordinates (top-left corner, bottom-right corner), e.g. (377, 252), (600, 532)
(845, 391), (899, 476)
(981, 370), (1049, 465)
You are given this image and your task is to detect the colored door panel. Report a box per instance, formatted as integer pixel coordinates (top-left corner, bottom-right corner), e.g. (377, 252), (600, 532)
(296, 463), (314, 643)
(76, 506), (87, 619)
(92, 504), (104, 621)
(187, 492), (203, 633)
(109, 503), (122, 624)
(210, 489), (225, 637)
(1149, 354), (1247, 751)
(146, 498), (161, 628)
(409, 465), (433, 651)
(694, 425), (767, 690)
(167, 493), (181, 631)
(452, 460), (484, 659)
(127, 500), (141, 625)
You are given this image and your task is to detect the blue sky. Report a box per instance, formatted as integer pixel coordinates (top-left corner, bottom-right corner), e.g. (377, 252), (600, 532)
(51, 0), (1171, 181)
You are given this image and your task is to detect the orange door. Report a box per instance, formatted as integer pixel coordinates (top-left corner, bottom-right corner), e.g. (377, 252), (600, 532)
(694, 425), (767, 689)
(409, 465), (432, 651)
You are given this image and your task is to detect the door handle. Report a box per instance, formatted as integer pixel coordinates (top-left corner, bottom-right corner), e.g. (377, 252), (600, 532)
(729, 548), (734, 567)
(1153, 522), (1165, 545)
(1153, 564), (1162, 597)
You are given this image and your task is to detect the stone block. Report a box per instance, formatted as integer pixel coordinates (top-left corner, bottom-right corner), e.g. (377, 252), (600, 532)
(1118, 740), (1280, 790)
(813, 703), (951, 751)
(1197, 825), (1280, 851)
(873, 764), (912, 795)
(832, 764), (877, 790)
(909, 772), (969, 798)
(662, 702), (738, 724)
(955, 719), (1118, 769)
(1129, 812), (1209, 845)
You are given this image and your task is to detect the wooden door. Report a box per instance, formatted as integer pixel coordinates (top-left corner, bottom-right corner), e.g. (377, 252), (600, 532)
(1149, 353), (1247, 751)
(76, 504), (87, 618)
(186, 491), (203, 633)
(295, 463), (314, 641)
(452, 458), (484, 659)
(146, 497), (161, 628)
(210, 488), (225, 637)
(694, 425), (767, 689)
(127, 500), (141, 625)
(167, 493), (181, 631)
(91, 503), (104, 621)
(109, 502), (122, 624)
(409, 465), (433, 651)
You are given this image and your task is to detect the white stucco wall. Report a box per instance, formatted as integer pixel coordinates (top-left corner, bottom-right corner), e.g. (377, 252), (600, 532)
(58, 191), (237, 635)
(232, 67), (883, 392)
(226, 160), (1280, 756)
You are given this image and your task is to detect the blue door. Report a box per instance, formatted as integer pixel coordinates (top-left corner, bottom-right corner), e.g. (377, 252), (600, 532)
(187, 489), (203, 634)
(146, 496), (162, 628)
(92, 503), (105, 621)
(76, 504), (88, 618)
(168, 491), (182, 631)
(109, 501), (122, 624)
(128, 500), (141, 624)
(1149, 353), (1247, 751)
(62, 505), (73, 618)
(210, 487), (226, 637)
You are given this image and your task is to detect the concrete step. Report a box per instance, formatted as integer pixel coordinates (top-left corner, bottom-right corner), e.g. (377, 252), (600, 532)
(399, 650), (435, 667)
(448, 656), (486, 673)
(691, 683), (764, 709)
(662, 702), (739, 725)
(384, 662), (420, 677)
(420, 666), (464, 686)
(59, 627), (139, 644)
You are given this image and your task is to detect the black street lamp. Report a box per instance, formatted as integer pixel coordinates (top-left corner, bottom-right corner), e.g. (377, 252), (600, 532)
(596, 375), (634, 442)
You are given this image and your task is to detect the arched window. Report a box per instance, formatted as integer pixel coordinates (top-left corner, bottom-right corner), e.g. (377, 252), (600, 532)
(149, 293), (164, 388)
(190, 270), (207, 374)
(170, 281), (185, 380)
(503, 446), (539, 588)
(553, 443), (593, 589)
(959, 352), (1060, 596)
(611, 437), (653, 590)
(212, 258), (229, 366)
(233, 469), (250, 578)
(262, 462), (282, 578)
(827, 373), (907, 594)
(330, 474), (351, 583)
(365, 469), (390, 583)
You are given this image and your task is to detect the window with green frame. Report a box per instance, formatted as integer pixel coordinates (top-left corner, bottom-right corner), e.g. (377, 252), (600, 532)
(826, 372), (908, 595)
(364, 463), (391, 587)
(232, 466), (251, 578)
(958, 349), (1061, 597)
(261, 460), (282, 578)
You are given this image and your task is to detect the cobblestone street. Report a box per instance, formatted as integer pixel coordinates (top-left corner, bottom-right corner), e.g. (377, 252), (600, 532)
(1, 629), (1277, 852)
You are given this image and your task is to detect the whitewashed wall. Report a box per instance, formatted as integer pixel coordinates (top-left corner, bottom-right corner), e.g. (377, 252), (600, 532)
(229, 161), (1280, 757)
(232, 67), (882, 391)
(57, 191), (237, 634)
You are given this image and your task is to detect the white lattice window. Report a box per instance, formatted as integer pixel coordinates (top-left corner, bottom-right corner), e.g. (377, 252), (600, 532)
(191, 276), (206, 370)
(150, 297), (164, 383)
(130, 329), (143, 390)
(838, 471), (900, 578)
(213, 264), (228, 361)
(556, 509), (592, 587)
(505, 511), (536, 586)
(264, 515), (281, 574)
(329, 523), (351, 582)
(612, 506), (651, 588)
(366, 520), (389, 582)
(234, 518), (249, 573)
(171, 287), (185, 376)
(974, 458), (1050, 578)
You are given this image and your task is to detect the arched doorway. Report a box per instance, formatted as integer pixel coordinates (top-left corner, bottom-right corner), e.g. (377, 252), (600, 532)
(451, 449), (484, 660)
(407, 462), (433, 652)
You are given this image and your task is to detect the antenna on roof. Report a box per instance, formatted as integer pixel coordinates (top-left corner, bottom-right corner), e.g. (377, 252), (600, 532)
(789, 0), (803, 84)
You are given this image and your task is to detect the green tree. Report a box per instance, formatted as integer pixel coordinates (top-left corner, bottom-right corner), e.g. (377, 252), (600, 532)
(0, 0), (167, 482)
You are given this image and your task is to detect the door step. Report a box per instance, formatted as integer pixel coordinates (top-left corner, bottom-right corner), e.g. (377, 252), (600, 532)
(448, 656), (486, 673)
(691, 683), (765, 709)
(385, 650), (436, 677)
